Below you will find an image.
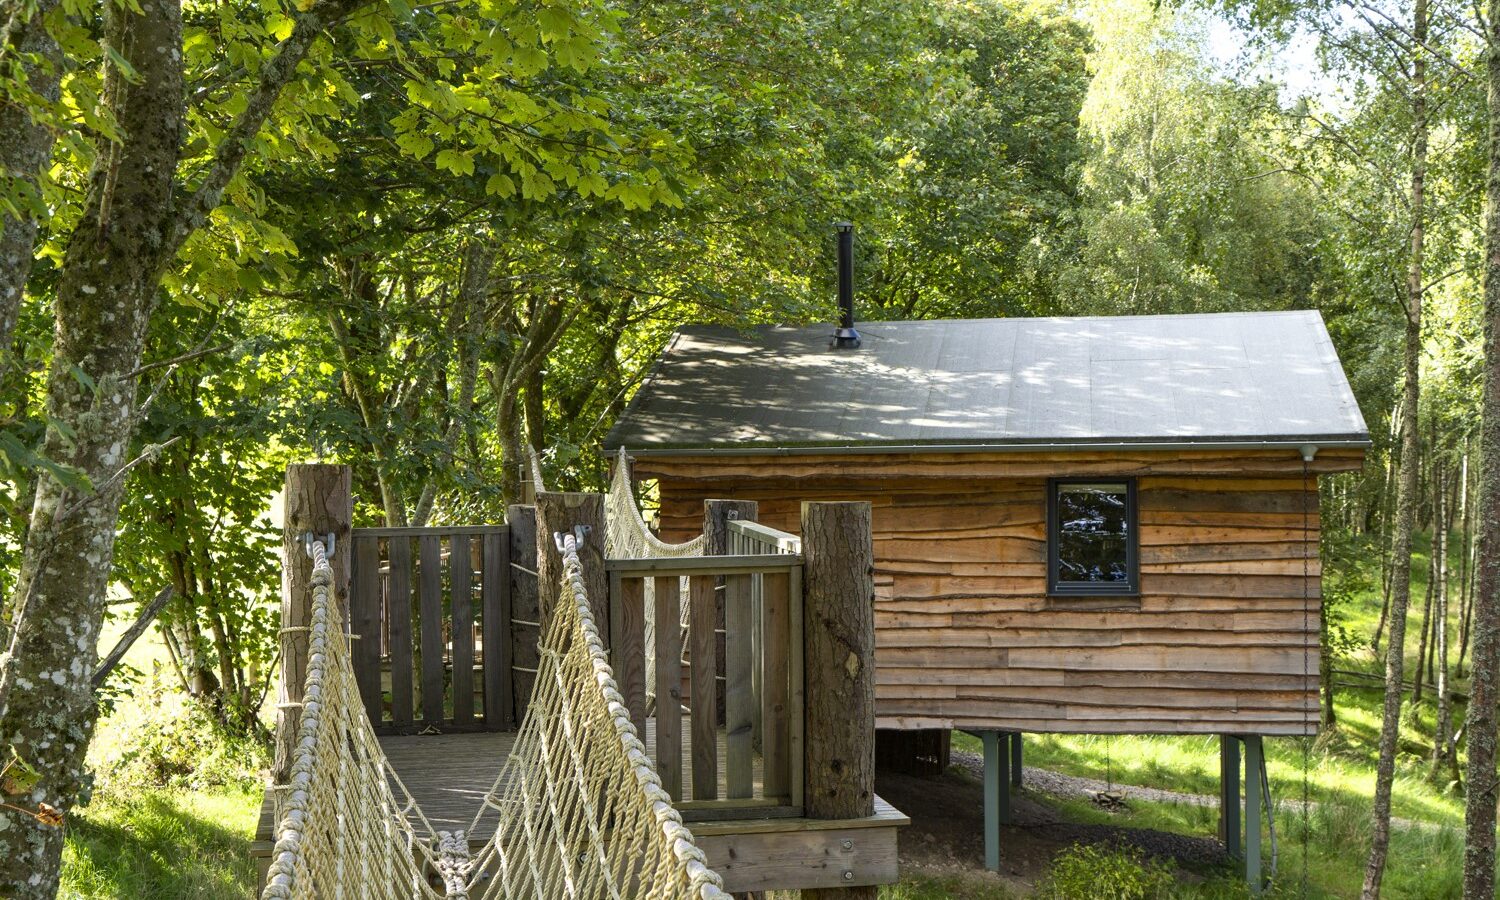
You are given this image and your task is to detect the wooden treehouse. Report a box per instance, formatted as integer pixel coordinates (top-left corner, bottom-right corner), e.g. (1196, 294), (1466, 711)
(255, 471), (906, 895)
(604, 308), (1369, 886)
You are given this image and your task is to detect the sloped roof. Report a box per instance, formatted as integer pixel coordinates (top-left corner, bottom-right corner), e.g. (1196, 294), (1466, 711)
(604, 311), (1370, 455)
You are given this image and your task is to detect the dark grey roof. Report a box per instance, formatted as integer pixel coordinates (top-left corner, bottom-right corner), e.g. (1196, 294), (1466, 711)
(604, 311), (1371, 455)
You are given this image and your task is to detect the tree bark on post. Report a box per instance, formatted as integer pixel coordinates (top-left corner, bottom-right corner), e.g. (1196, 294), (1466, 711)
(535, 492), (606, 629)
(705, 499), (757, 725)
(1462, 0), (1500, 890)
(271, 465), (352, 790)
(801, 501), (875, 900)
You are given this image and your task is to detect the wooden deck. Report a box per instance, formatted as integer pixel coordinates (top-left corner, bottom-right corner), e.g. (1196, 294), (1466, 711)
(254, 726), (906, 893)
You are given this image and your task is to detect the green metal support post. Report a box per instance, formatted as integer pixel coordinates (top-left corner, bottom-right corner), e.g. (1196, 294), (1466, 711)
(982, 730), (1013, 872)
(1244, 735), (1264, 894)
(1220, 735), (1240, 859)
(1010, 732), (1023, 787)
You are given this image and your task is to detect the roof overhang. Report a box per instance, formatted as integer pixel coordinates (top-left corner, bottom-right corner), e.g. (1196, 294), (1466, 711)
(620, 436), (1374, 457)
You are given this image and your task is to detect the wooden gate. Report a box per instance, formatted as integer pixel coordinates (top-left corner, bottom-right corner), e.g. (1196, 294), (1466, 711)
(347, 509), (539, 734)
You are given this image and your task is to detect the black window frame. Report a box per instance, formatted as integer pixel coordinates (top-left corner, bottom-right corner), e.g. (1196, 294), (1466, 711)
(1046, 477), (1139, 597)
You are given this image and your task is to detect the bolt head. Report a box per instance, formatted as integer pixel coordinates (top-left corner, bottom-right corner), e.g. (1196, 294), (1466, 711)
(843, 870), (854, 881)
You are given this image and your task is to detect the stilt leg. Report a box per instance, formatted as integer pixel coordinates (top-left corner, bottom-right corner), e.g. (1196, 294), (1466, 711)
(1245, 735), (1263, 894)
(1010, 732), (1023, 788)
(983, 731), (1001, 871)
(1220, 735), (1241, 860)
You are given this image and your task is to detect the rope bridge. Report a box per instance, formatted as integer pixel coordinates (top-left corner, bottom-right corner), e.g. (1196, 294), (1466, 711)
(261, 532), (731, 899)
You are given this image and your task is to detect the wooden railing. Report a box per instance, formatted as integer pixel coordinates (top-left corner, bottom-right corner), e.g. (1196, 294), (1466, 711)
(726, 518), (801, 555)
(347, 513), (539, 734)
(605, 553), (805, 820)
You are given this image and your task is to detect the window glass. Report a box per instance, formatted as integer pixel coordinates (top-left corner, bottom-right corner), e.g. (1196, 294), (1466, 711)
(1053, 482), (1132, 588)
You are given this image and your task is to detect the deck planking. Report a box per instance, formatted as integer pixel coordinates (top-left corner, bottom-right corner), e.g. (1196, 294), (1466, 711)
(257, 717), (767, 845)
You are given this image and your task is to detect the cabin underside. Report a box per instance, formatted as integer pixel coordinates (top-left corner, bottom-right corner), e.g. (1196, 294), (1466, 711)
(640, 447), (1364, 737)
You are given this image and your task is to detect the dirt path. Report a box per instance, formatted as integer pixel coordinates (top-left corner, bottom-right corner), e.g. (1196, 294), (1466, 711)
(876, 756), (1234, 896)
(875, 750), (1443, 897)
(947, 749), (1437, 834)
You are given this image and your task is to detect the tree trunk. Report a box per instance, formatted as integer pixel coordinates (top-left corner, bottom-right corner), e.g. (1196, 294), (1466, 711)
(1362, 0), (1426, 890)
(1463, 0), (1500, 891)
(1375, 404), (1404, 655)
(0, 0), (61, 377)
(0, 0), (370, 886)
(801, 501), (876, 900)
(0, 0), (185, 889)
(1434, 463), (1458, 776)
(1414, 561), (1434, 704)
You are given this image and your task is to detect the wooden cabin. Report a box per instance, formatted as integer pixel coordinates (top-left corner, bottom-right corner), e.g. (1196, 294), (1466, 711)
(605, 311), (1368, 740)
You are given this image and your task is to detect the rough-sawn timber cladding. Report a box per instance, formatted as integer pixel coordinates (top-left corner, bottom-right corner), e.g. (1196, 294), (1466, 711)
(639, 449), (1364, 737)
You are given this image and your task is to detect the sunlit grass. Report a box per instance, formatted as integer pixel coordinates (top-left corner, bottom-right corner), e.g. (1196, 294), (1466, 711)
(60, 786), (262, 900)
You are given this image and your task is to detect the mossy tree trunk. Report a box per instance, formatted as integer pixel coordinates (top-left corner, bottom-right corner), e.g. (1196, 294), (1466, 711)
(0, 0), (60, 378)
(0, 0), (370, 890)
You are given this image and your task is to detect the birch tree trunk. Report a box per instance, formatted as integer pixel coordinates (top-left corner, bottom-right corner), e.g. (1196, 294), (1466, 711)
(1362, 0), (1426, 890)
(1463, 0), (1500, 891)
(1433, 463), (1457, 777)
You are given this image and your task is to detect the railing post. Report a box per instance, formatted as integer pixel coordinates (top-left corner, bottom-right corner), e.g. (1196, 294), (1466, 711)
(801, 500), (876, 900)
(272, 464), (352, 789)
(536, 492), (606, 629)
(506, 505), (538, 720)
(704, 500), (757, 725)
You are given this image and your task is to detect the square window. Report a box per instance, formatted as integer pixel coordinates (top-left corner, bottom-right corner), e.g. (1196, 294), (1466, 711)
(1048, 479), (1138, 595)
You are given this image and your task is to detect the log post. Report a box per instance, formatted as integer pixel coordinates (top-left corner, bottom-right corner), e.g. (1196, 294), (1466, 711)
(801, 500), (876, 900)
(705, 499), (757, 725)
(272, 464), (352, 788)
(535, 492), (607, 631)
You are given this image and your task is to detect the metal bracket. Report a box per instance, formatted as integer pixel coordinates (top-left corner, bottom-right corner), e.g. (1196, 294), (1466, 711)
(302, 532), (335, 560)
(552, 525), (591, 553)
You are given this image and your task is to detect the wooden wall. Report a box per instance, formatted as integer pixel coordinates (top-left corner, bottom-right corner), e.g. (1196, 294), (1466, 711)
(639, 448), (1363, 736)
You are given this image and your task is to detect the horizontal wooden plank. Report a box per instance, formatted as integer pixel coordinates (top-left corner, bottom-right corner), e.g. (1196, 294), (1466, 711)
(353, 525), (509, 537)
(607, 555), (803, 577)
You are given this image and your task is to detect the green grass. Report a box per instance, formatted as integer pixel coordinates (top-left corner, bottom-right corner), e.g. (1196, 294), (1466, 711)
(60, 786), (262, 900)
(60, 663), (267, 899)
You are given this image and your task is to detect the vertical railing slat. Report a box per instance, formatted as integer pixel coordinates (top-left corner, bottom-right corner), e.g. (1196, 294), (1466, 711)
(725, 573), (755, 799)
(614, 576), (647, 737)
(789, 563), (805, 809)
(352, 534), (383, 726)
(761, 570), (791, 800)
(418, 535), (444, 726)
(655, 576), (683, 801)
(388, 537), (414, 728)
(450, 533), (474, 726)
(690, 573), (718, 800)
(483, 530), (512, 730)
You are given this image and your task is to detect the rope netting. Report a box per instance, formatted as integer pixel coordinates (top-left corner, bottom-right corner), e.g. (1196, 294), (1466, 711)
(261, 533), (730, 900)
(606, 448), (702, 704)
